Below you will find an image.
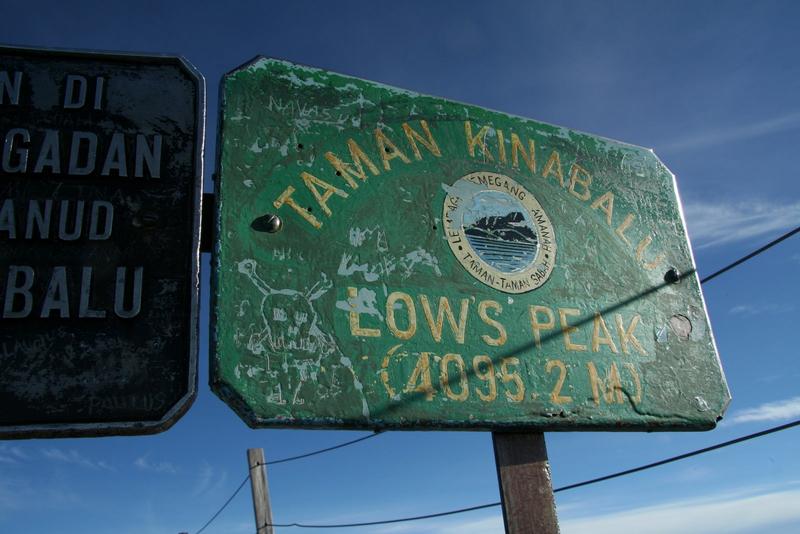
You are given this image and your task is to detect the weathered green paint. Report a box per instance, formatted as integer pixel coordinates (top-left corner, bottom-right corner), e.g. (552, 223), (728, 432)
(212, 57), (730, 431)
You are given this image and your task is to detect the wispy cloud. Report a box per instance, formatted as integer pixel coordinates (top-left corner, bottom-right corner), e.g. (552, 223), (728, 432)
(0, 478), (29, 511)
(0, 445), (29, 465)
(660, 111), (800, 153)
(192, 462), (228, 497)
(372, 514), (503, 534)
(560, 486), (800, 534)
(0, 476), (85, 512)
(729, 303), (795, 316)
(374, 487), (800, 534)
(683, 200), (800, 249)
(134, 454), (178, 474)
(434, 515), (504, 534)
(726, 397), (800, 425)
(41, 448), (114, 471)
(669, 465), (714, 483)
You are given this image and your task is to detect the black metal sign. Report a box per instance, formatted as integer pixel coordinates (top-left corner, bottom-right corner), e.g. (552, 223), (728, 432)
(0, 46), (204, 438)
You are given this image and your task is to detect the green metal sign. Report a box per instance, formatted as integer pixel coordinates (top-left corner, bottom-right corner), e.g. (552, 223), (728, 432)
(212, 57), (730, 431)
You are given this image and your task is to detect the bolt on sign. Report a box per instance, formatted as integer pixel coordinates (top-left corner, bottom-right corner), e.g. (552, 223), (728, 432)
(213, 57), (730, 431)
(0, 46), (204, 438)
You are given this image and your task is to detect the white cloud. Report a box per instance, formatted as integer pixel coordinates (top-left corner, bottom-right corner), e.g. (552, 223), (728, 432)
(134, 454), (178, 474)
(41, 448), (114, 471)
(369, 487), (800, 534)
(727, 396), (800, 425)
(0, 445), (29, 465)
(192, 463), (214, 496)
(683, 200), (800, 249)
(560, 486), (800, 534)
(729, 303), (795, 316)
(0, 476), (84, 512)
(660, 111), (800, 153)
(192, 462), (228, 497)
(669, 465), (714, 483)
(372, 514), (504, 534)
(0, 478), (28, 511)
(434, 515), (504, 534)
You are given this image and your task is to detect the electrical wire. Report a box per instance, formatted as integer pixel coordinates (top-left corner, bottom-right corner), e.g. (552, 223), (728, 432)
(194, 227), (800, 532)
(192, 433), (379, 534)
(553, 417), (800, 492)
(266, 432), (380, 465)
(700, 225), (799, 284)
(195, 474), (250, 534)
(263, 418), (800, 529)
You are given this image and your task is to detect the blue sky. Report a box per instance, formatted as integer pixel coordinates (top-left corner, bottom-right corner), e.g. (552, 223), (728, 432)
(2, 1), (800, 533)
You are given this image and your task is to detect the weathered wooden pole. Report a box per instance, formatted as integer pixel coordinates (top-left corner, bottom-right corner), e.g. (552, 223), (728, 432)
(492, 432), (560, 534)
(247, 448), (274, 534)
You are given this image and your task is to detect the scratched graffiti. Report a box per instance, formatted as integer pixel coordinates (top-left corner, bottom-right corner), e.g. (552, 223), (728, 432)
(337, 226), (442, 283)
(234, 259), (369, 416)
(213, 57), (730, 431)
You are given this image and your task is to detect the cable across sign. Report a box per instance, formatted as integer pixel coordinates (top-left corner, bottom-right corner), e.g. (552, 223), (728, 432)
(212, 57), (730, 430)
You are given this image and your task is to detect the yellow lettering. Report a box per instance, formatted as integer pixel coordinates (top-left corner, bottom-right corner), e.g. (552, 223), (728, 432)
(590, 191), (615, 225)
(473, 355), (497, 402)
(529, 305), (555, 349)
(624, 362), (642, 404)
(497, 129), (507, 163)
(615, 213), (635, 246)
(615, 314), (647, 355)
(559, 307), (587, 352)
(464, 121), (494, 161)
(404, 351), (435, 400)
(300, 171), (348, 218)
(478, 300), (507, 347)
(402, 120), (441, 160)
(419, 295), (469, 344)
(347, 287), (381, 337)
(440, 353), (469, 401)
(500, 357), (525, 402)
(374, 128), (410, 170)
(542, 150), (565, 187)
(386, 291), (417, 340)
(635, 235), (666, 270)
(568, 163), (592, 201)
(380, 344), (401, 398)
(587, 361), (624, 405)
(546, 360), (573, 404)
(591, 312), (619, 353)
(511, 133), (536, 174)
(324, 138), (380, 189)
(273, 185), (322, 229)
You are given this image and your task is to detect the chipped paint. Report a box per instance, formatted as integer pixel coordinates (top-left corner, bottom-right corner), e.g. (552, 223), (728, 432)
(336, 287), (382, 319)
(212, 57), (730, 431)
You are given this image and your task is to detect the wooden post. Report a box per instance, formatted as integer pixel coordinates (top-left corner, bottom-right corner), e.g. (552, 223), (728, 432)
(247, 448), (274, 534)
(492, 432), (560, 534)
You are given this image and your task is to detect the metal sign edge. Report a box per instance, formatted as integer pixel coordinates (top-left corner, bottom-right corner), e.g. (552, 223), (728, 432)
(210, 56), (729, 432)
(0, 44), (205, 439)
(667, 166), (732, 414)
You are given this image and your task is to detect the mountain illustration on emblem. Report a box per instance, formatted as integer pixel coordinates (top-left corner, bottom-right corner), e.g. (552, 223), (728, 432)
(464, 210), (539, 273)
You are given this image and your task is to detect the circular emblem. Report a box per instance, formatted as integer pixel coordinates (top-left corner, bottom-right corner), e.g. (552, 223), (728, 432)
(443, 172), (556, 294)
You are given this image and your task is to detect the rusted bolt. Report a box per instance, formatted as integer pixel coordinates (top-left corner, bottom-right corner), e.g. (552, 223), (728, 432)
(664, 268), (681, 284)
